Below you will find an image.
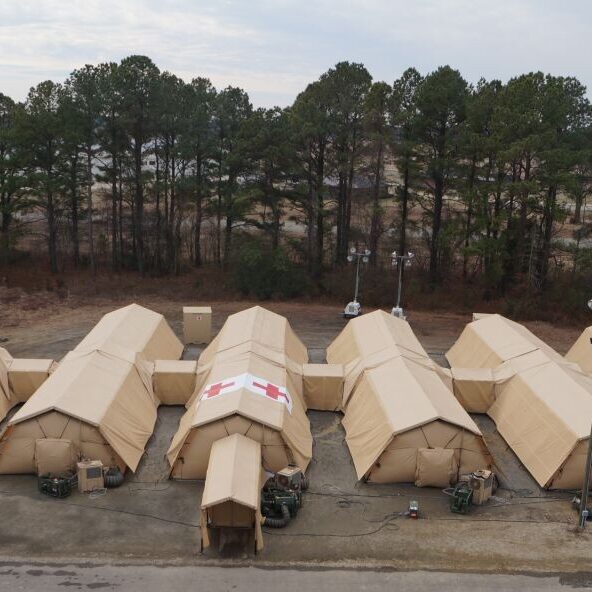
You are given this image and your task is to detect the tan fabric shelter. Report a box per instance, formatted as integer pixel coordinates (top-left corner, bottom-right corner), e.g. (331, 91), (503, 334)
(8, 358), (56, 403)
(0, 349), (158, 474)
(0, 347), (56, 424)
(565, 326), (592, 373)
(447, 314), (592, 489)
(328, 311), (491, 484)
(302, 363), (343, 411)
(75, 303), (183, 361)
(0, 304), (183, 475)
(446, 313), (563, 369)
(198, 305), (308, 369)
(167, 353), (312, 478)
(168, 306), (312, 479)
(153, 360), (197, 405)
(341, 356), (490, 483)
(200, 433), (264, 552)
(489, 360), (592, 488)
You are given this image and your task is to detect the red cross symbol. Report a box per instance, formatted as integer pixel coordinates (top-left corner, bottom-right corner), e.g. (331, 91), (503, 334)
(203, 381), (234, 398)
(252, 381), (289, 403)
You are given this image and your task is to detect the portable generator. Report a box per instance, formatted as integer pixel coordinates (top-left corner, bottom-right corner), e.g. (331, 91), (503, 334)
(38, 473), (77, 498)
(261, 466), (308, 528)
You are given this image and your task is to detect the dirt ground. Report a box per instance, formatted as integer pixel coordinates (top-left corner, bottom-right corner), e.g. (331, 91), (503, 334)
(0, 299), (590, 574)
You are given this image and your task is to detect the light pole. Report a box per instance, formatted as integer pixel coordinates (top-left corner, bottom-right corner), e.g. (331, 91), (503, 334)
(344, 247), (371, 319)
(390, 251), (414, 319)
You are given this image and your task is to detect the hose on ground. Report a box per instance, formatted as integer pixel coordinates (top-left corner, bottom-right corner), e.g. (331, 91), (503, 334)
(263, 504), (291, 528)
(104, 467), (124, 488)
(301, 474), (309, 491)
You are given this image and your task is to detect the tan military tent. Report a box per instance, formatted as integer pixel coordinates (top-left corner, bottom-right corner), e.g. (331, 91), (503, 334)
(327, 311), (491, 484)
(168, 306), (312, 479)
(342, 355), (490, 483)
(447, 313), (563, 369)
(447, 314), (592, 489)
(0, 349), (158, 474)
(327, 309), (433, 409)
(0, 303), (183, 475)
(167, 352), (312, 478)
(488, 360), (592, 489)
(565, 326), (592, 373)
(75, 303), (183, 361)
(200, 433), (264, 552)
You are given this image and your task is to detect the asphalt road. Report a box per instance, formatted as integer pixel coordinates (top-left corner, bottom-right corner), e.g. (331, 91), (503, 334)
(0, 561), (588, 591)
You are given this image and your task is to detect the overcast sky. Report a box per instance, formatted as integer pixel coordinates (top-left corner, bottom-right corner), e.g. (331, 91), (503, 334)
(0, 0), (589, 107)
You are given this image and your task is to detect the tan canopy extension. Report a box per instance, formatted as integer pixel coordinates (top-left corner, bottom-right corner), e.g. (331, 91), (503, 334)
(168, 306), (313, 479)
(0, 347), (56, 424)
(446, 314), (592, 489)
(0, 304), (183, 475)
(200, 433), (265, 552)
(327, 311), (491, 485)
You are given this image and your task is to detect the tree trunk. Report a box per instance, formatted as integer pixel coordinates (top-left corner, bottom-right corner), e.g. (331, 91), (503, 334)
(368, 139), (383, 266)
(573, 191), (584, 224)
(133, 136), (144, 275)
(429, 174), (444, 285)
(537, 184), (557, 290)
(47, 189), (58, 274)
(462, 157), (477, 280)
(194, 159), (203, 267)
(155, 152), (162, 273)
(314, 141), (326, 278)
(70, 156), (80, 268)
(111, 157), (118, 272)
(86, 146), (95, 275)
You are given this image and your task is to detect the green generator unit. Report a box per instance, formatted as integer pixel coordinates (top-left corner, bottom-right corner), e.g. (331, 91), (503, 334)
(38, 473), (76, 498)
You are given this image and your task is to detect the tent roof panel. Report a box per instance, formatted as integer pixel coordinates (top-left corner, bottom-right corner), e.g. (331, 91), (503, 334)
(201, 433), (262, 510)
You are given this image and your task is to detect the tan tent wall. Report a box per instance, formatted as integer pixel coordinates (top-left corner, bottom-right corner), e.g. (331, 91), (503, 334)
(153, 360), (197, 405)
(8, 359), (56, 403)
(302, 363), (343, 411)
(450, 367), (496, 413)
(171, 414), (294, 479)
(0, 411), (126, 474)
(0, 349), (56, 423)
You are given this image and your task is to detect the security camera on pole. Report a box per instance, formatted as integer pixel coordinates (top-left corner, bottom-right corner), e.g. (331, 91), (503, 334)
(391, 250), (414, 319)
(343, 247), (371, 319)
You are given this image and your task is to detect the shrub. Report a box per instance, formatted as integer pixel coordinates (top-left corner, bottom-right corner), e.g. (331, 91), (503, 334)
(233, 240), (309, 300)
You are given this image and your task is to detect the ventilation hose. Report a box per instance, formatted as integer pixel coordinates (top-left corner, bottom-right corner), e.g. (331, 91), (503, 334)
(264, 504), (291, 528)
(104, 467), (124, 488)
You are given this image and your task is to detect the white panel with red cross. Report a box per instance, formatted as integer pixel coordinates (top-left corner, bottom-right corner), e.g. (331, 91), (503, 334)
(245, 374), (293, 414)
(200, 372), (292, 414)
